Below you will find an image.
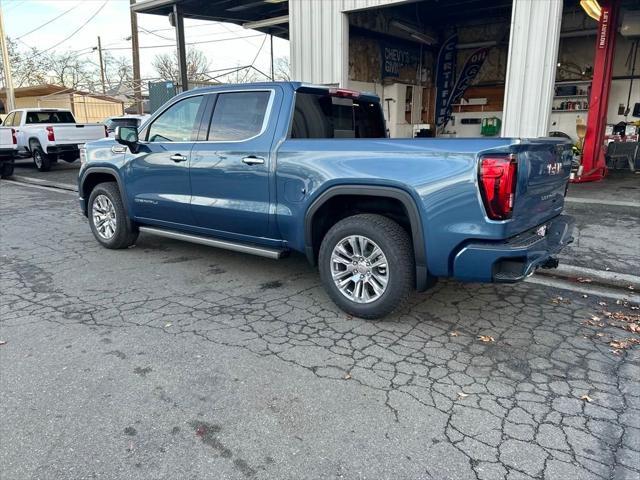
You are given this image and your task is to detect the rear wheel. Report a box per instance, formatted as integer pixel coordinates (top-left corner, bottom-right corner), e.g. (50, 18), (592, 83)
(31, 143), (51, 172)
(88, 182), (138, 249)
(318, 214), (414, 319)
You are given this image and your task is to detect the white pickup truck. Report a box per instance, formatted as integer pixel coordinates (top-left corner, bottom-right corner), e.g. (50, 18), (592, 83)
(3, 108), (107, 172)
(0, 126), (17, 178)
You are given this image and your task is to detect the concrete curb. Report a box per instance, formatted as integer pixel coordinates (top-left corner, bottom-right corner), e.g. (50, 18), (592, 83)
(9, 175), (77, 192)
(536, 264), (640, 292)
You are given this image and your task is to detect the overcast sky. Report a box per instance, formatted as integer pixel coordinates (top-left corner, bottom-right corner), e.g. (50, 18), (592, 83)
(2, 0), (290, 81)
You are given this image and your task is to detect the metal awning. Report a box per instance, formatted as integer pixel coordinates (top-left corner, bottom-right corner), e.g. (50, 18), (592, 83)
(131, 0), (289, 39)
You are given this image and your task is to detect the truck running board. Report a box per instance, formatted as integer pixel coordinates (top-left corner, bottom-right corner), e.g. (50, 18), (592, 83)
(138, 226), (287, 259)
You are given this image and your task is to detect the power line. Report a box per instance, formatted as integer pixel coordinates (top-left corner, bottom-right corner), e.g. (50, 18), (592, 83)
(102, 33), (264, 51)
(138, 26), (173, 42)
(38, 0), (108, 55)
(16, 2), (82, 39)
(241, 34), (267, 82)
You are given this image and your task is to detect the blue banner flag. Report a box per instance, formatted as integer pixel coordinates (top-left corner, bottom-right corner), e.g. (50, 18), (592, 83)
(434, 34), (458, 129)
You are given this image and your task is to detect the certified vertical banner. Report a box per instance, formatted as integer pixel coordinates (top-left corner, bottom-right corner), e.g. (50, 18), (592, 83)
(435, 34), (458, 130)
(441, 46), (491, 130)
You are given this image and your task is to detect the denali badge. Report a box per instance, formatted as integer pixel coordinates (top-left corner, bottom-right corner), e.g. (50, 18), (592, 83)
(536, 225), (548, 237)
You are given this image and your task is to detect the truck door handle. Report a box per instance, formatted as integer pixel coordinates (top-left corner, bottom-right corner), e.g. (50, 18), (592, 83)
(242, 155), (265, 165)
(170, 153), (188, 163)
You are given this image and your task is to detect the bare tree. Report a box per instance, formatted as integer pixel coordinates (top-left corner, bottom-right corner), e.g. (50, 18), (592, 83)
(273, 56), (290, 81)
(152, 49), (210, 87)
(49, 51), (94, 90)
(102, 53), (133, 93)
(0, 39), (50, 88)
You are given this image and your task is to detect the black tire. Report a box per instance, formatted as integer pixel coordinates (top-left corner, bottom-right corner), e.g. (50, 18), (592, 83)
(31, 143), (51, 172)
(318, 214), (414, 319)
(88, 182), (138, 249)
(0, 160), (14, 179)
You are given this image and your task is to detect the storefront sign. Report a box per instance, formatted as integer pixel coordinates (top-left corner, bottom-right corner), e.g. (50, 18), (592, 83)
(435, 34), (458, 128)
(381, 43), (419, 78)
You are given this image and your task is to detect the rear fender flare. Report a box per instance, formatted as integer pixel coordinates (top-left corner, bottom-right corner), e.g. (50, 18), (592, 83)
(304, 185), (429, 291)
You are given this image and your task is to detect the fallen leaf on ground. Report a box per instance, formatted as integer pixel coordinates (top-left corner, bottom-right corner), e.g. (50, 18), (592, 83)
(577, 277), (593, 283)
(478, 335), (495, 343)
(344, 373), (351, 380)
(582, 294), (588, 298)
(609, 339), (640, 350)
(580, 395), (593, 402)
(629, 286), (635, 290)
(0, 340), (6, 346)
(457, 392), (468, 399)
(450, 331), (460, 337)
(598, 301), (608, 307)
(164, 323), (172, 328)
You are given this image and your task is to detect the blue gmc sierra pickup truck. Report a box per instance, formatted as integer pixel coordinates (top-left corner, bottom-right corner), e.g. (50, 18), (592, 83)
(78, 82), (574, 319)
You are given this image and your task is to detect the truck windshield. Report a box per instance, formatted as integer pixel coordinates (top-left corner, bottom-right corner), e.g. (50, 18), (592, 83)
(26, 111), (76, 124)
(290, 92), (386, 139)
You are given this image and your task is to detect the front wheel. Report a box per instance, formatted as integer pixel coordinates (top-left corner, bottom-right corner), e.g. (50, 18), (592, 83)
(88, 182), (138, 249)
(32, 146), (51, 172)
(318, 214), (415, 319)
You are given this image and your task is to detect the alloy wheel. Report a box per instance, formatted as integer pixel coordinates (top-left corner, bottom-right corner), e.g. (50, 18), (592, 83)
(92, 194), (117, 240)
(330, 235), (389, 304)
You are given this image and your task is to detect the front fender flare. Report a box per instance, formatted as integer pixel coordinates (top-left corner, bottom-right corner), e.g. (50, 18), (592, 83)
(79, 166), (130, 220)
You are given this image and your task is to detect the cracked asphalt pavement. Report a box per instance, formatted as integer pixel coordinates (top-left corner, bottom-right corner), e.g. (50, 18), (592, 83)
(1, 181), (639, 480)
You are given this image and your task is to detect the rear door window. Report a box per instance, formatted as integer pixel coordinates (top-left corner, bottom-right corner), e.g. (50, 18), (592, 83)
(207, 91), (271, 141)
(290, 92), (386, 139)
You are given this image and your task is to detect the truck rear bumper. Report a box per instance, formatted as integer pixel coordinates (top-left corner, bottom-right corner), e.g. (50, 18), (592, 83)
(47, 144), (80, 155)
(452, 214), (574, 283)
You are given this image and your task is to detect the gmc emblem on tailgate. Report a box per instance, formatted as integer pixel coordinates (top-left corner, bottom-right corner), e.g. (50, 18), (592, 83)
(544, 162), (563, 175)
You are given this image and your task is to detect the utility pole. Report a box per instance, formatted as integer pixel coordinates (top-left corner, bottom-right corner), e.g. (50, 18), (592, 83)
(171, 3), (188, 92)
(0, 2), (15, 112)
(270, 30), (274, 81)
(129, 0), (143, 114)
(97, 36), (106, 94)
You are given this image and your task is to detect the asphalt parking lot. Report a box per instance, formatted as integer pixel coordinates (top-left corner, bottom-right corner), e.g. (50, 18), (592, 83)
(10, 156), (81, 187)
(1, 181), (640, 480)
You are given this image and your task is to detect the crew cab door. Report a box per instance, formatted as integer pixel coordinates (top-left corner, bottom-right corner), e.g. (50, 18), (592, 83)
(126, 94), (206, 226)
(190, 89), (278, 239)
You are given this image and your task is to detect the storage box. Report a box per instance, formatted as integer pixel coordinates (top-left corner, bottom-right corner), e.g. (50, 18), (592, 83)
(556, 85), (578, 96)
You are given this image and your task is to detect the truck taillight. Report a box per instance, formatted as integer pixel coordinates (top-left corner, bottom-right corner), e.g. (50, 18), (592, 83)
(478, 155), (517, 220)
(329, 88), (360, 98)
(11, 128), (17, 144)
(46, 126), (55, 142)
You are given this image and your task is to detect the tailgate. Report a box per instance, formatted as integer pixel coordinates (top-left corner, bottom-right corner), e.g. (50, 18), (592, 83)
(505, 139), (573, 236)
(0, 127), (14, 149)
(53, 124), (105, 144)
